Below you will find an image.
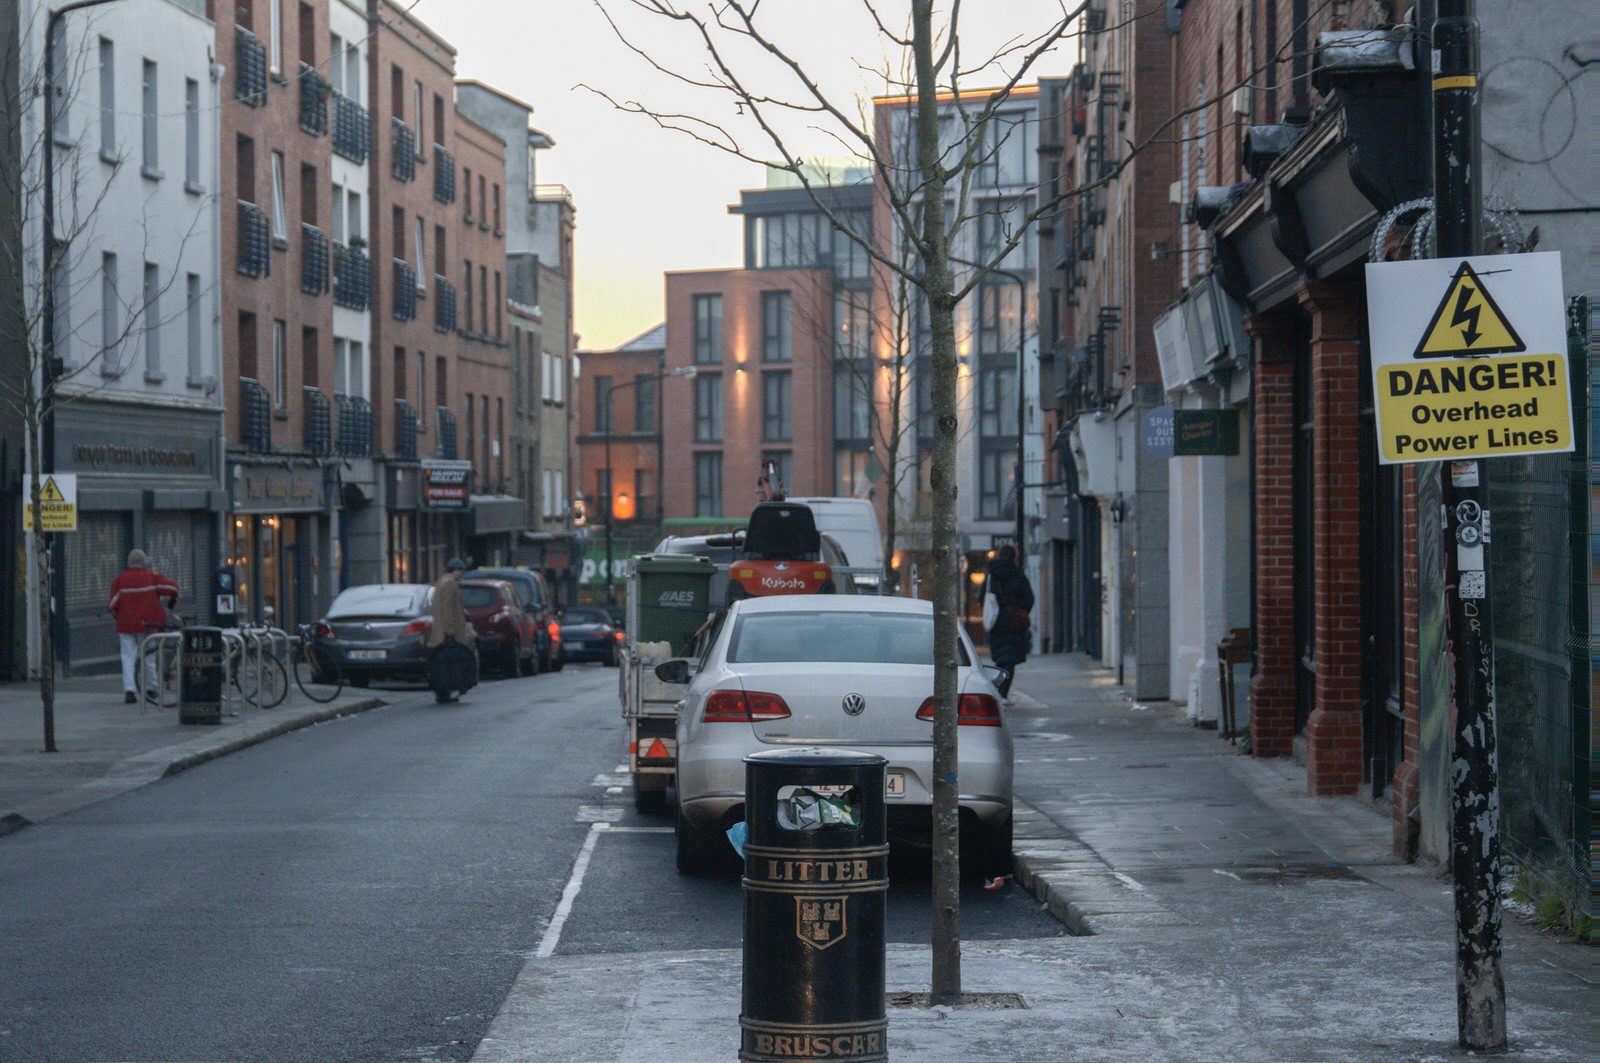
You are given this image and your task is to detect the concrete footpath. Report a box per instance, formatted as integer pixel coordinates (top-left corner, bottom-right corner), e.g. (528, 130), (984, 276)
(475, 655), (1590, 1063)
(0, 671), (385, 835)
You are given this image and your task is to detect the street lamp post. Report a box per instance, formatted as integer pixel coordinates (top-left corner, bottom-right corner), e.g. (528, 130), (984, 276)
(601, 364), (698, 605)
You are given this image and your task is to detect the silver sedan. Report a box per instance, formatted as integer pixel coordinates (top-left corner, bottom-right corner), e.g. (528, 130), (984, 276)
(670, 595), (1013, 876)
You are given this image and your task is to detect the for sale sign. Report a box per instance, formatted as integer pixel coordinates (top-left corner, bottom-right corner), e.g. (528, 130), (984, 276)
(1366, 252), (1570, 464)
(420, 459), (473, 510)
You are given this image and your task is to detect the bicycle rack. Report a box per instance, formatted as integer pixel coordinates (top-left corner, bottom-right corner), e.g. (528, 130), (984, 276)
(137, 631), (183, 713)
(220, 630), (247, 716)
(229, 625), (292, 711)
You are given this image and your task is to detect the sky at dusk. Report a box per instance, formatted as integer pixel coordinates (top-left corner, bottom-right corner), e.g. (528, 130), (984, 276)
(418, 2), (1081, 352)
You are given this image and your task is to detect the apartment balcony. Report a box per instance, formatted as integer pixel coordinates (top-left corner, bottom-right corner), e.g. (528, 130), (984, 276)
(433, 145), (456, 203)
(435, 406), (458, 459)
(433, 275), (457, 333)
(298, 63), (329, 136)
(300, 224), (330, 295)
(332, 90), (370, 163)
(234, 26), (267, 106)
(335, 393), (373, 457)
(303, 387), (331, 454)
(240, 378), (272, 453)
(333, 242), (370, 311)
(392, 260), (417, 320)
(237, 201), (270, 278)
(394, 399), (419, 461)
(391, 118), (416, 182)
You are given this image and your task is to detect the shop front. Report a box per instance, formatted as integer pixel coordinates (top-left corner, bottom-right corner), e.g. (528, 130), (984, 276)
(227, 458), (337, 631)
(55, 403), (226, 672)
(466, 494), (529, 569)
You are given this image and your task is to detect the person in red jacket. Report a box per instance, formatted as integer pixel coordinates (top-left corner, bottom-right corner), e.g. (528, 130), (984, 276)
(108, 549), (180, 703)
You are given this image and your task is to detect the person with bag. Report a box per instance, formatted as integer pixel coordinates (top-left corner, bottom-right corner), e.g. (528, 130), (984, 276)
(983, 544), (1034, 699)
(426, 558), (477, 703)
(108, 549), (180, 704)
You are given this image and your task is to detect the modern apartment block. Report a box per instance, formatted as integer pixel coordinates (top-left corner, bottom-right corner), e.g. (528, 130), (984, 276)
(9, 0), (224, 671)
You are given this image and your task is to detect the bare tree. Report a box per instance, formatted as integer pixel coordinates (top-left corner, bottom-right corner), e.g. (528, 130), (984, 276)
(0, 7), (204, 750)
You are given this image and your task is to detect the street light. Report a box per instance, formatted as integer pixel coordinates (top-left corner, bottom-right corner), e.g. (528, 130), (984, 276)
(601, 364), (698, 604)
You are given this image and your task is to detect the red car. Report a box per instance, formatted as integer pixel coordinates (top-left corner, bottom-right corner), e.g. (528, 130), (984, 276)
(459, 579), (538, 676)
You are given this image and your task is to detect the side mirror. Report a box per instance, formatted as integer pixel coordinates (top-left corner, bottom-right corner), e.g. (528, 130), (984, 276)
(982, 664), (1009, 688)
(654, 659), (691, 685)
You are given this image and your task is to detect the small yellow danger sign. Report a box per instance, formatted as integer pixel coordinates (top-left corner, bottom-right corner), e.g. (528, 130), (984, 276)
(1376, 354), (1570, 461)
(23, 473), (77, 531)
(1413, 261), (1525, 358)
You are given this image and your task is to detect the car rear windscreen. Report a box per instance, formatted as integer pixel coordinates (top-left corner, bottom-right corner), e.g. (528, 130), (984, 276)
(327, 586), (425, 618)
(728, 611), (969, 666)
(563, 609), (610, 625)
(460, 586), (499, 608)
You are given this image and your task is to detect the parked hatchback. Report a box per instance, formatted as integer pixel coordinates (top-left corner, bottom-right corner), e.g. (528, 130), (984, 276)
(308, 584), (435, 686)
(465, 567), (564, 673)
(460, 579), (538, 677)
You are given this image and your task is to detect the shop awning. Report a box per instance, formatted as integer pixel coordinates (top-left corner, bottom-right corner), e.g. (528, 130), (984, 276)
(469, 495), (528, 536)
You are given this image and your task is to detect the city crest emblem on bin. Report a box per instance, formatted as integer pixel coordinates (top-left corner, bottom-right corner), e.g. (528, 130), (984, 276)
(796, 896), (848, 950)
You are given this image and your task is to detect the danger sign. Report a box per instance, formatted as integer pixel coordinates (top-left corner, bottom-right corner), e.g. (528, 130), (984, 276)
(22, 473), (77, 531)
(1366, 252), (1571, 464)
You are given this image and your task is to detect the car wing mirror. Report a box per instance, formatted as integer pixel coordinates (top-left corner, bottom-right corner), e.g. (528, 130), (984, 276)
(981, 664), (1009, 687)
(654, 659), (691, 685)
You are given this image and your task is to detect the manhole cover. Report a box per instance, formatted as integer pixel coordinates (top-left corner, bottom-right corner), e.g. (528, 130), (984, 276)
(886, 992), (1028, 1010)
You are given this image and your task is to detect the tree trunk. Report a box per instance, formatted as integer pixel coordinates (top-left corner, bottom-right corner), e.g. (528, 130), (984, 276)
(912, 0), (962, 1005)
(28, 415), (56, 753)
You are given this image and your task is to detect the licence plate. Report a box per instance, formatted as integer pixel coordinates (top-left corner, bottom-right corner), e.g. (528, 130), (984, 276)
(348, 649), (386, 661)
(886, 772), (906, 798)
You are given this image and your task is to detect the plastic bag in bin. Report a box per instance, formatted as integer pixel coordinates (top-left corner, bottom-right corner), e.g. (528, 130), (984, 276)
(782, 787), (860, 831)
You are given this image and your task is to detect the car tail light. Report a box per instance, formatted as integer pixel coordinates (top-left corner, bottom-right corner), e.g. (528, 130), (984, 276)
(547, 621), (561, 642)
(916, 694), (1003, 726)
(400, 618), (431, 637)
(703, 689), (791, 722)
(312, 622), (333, 639)
(614, 630), (625, 642)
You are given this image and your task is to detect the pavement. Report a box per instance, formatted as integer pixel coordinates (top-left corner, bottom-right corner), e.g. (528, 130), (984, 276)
(1, 654), (1588, 1061)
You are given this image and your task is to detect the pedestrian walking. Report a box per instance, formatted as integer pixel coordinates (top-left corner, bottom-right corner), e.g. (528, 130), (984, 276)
(983, 544), (1034, 699)
(426, 557), (477, 703)
(107, 549), (180, 703)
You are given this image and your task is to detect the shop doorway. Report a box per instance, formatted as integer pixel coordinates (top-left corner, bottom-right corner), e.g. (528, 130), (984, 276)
(229, 514), (315, 629)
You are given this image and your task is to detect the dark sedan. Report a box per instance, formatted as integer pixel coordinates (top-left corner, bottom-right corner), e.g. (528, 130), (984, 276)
(307, 583), (436, 685)
(558, 607), (622, 665)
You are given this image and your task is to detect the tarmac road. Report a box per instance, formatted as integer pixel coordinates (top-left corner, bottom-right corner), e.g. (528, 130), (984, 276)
(0, 661), (1061, 1062)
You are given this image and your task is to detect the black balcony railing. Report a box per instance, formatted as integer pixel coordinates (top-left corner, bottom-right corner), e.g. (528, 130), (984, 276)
(335, 393), (373, 457)
(392, 259), (417, 320)
(433, 145), (456, 203)
(434, 275), (457, 333)
(435, 406), (458, 459)
(333, 242), (370, 310)
(332, 90), (370, 163)
(237, 201), (271, 278)
(241, 377), (272, 452)
(297, 63), (329, 135)
(234, 27), (267, 105)
(394, 399), (419, 460)
(391, 118), (416, 182)
(300, 224), (329, 295)
(303, 387), (331, 453)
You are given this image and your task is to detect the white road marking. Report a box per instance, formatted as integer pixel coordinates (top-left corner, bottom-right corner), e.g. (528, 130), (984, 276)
(613, 764), (628, 773)
(537, 823), (607, 958)
(591, 773), (629, 787)
(1213, 868), (1243, 882)
(1112, 872), (1145, 892)
(576, 805), (623, 822)
(605, 786), (623, 795)
(606, 826), (674, 834)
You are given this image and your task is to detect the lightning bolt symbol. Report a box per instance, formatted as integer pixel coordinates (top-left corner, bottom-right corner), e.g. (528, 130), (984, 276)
(1451, 284), (1482, 346)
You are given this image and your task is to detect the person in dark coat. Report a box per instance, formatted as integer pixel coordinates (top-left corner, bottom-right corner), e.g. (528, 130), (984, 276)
(984, 545), (1034, 698)
(426, 558), (476, 703)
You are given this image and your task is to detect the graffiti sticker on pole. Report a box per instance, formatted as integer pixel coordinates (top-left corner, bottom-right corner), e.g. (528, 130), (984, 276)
(1366, 251), (1570, 464)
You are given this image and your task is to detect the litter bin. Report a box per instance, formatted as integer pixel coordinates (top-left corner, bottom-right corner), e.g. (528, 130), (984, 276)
(626, 554), (717, 656)
(178, 626), (224, 725)
(740, 747), (888, 1062)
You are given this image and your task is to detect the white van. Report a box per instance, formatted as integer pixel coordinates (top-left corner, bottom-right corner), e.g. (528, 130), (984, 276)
(782, 496), (885, 589)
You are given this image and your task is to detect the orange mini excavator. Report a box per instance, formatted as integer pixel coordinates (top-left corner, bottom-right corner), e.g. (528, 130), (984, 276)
(725, 501), (836, 601)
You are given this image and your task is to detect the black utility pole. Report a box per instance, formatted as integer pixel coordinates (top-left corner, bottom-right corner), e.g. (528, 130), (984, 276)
(1433, 0), (1507, 1050)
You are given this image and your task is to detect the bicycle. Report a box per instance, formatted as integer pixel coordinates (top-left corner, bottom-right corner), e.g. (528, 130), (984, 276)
(139, 618), (288, 709)
(291, 623), (345, 703)
(233, 623), (289, 709)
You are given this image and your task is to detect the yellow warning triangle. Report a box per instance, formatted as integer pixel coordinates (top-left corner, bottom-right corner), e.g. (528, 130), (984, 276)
(644, 738), (670, 759)
(38, 478), (65, 503)
(1413, 261), (1525, 358)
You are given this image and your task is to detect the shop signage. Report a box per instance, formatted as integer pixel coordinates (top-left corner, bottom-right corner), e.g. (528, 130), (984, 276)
(1140, 405), (1175, 458)
(421, 459), (473, 511)
(231, 462), (325, 512)
(1172, 410), (1240, 456)
(22, 473), (77, 531)
(1366, 251), (1571, 464)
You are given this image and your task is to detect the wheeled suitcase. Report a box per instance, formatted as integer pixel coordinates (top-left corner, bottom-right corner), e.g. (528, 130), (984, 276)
(426, 640), (479, 698)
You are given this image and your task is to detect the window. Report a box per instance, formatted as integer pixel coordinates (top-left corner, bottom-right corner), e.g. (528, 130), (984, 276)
(141, 60), (158, 175)
(186, 274), (202, 380)
(184, 79), (200, 188)
(479, 264), (488, 335)
(835, 210), (872, 280)
(496, 397), (504, 482)
(270, 151), (288, 240)
(298, 3), (314, 65)
(299, 164), (317, 226)
(634, 373), (656, 434)
(978, 362), (1019, 438)
(594, 375), (613, 433)
(435, 356), (447, 410)
(978, 447), (1018, 519)
(433, 93), (445, 146)
(834, 449), (869, 497)
(977, 283), (1022, 354)
(303, 326), (319, 388)
(694, 453), (723, 516)
(239, 310), (258, 379)
(416, 352), (426, 412)
(99, 38), (115, 158)
(761, 451), (793, 497)
(49, 28), (68, 138)
(478, 174), (487, 227)
(977, 198), (1034, 271)
(236, 134), (256, 202)
(694, 373), (723, 442)
(268, 0), (283, 74)
(833, 369), (871, 442)
(328, 32), (342, 89)
(345, 189), (362, 241)
(834, 289), (871, 360)
(413, 219), (427, 290)
(464, 391), (475, 468)
(272, 320), (287, 407)
(693, 294), (723, 363)
(494, 271), (502, 339)
(413, 80), (424, 146)
(755, 212), (829, 269)
(142, 262), (160, 373)
(332, 337), (347, 393)
(542, 470), (554, 519)
(481, 394), (490, 472)
(492, 184), (501, 232)
(762, 291), (791, 362)
(463, 260), (474, 330)
(330, 181), (344, 242)
(977, 111), (1031, 187)
(464, 167), (473, 218)
(100, 252), (120, 372)
(52, 259), (71, 364)
(762, 371), (791, 442)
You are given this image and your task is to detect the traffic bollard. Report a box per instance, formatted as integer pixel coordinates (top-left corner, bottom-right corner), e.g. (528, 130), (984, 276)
(178, 626), (224, 725)
(740, 747), (888, 1062)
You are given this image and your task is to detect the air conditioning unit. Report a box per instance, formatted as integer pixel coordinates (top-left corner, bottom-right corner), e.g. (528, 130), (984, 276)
(1231, 87), (1252, 116)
